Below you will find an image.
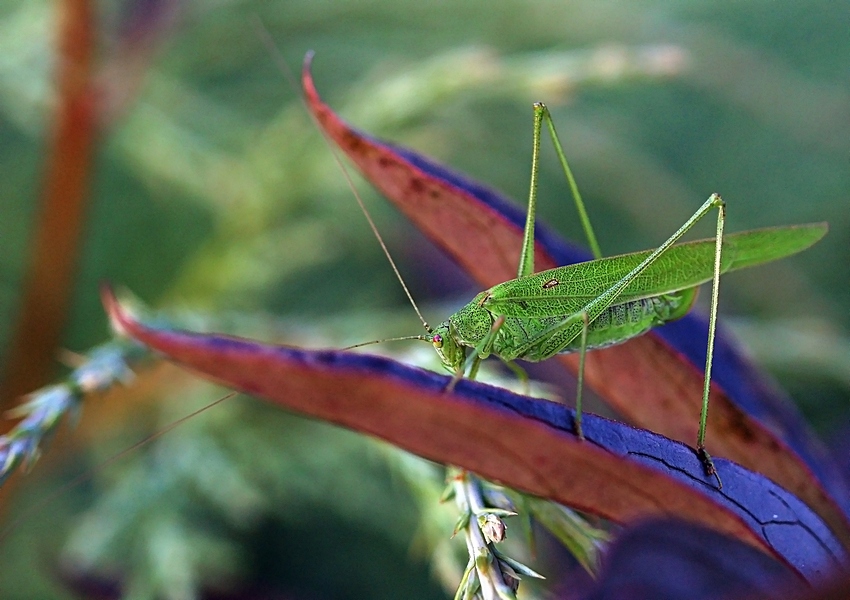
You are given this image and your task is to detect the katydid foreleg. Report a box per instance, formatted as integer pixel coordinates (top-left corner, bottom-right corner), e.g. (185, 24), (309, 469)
(517, 103), (602, 282)
(446, 315), (506, 391)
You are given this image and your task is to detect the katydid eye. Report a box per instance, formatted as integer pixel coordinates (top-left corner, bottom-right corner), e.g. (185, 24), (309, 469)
(432, 334), (443, 348)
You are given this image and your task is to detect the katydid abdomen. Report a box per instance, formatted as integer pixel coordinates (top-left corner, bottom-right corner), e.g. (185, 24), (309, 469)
(546, 289), (698, 356)
(429, 223), (824, 373)
(444, 288), (697, 364)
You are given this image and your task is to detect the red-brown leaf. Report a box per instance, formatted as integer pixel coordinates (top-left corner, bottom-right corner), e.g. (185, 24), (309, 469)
(301, 55), (850, 549)
(102, 287), (844, 584)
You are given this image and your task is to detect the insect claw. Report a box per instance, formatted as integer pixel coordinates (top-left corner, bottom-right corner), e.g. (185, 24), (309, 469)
(445, 370), (463, 393)
(697, 446), (722, 489)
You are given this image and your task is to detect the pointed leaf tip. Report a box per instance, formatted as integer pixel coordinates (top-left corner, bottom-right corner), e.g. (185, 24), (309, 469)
(98, 290), (846, 582)
(100, 284), (130, 337)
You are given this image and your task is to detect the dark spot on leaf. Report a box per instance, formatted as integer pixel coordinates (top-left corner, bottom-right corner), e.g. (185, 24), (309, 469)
(723, 404), (758, 443)
(340, 130), (365, 152)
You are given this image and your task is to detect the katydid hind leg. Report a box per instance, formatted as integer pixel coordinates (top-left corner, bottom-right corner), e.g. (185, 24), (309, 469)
(518, 103), (603, 282)
(696, 197), (726, 489)
(491, 103), (603, 398)
(517, 104), (545, 279)
(574, 311), (589, 441)
(538, 104), (602, 259)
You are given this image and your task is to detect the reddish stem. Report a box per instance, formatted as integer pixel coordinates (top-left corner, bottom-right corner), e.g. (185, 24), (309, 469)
(1, 0), (99, 407)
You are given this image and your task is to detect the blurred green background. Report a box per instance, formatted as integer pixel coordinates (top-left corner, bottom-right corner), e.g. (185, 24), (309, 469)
(0, 0), (848, 598)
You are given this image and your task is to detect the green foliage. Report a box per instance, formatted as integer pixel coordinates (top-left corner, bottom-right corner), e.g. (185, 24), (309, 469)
(0, 1), (848, 598)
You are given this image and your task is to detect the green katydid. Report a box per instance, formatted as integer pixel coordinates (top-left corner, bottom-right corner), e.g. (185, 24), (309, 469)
(347, 101), (826, 488)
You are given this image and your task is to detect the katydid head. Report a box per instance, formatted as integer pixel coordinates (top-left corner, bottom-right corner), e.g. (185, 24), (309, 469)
(428, 321), (465, 373)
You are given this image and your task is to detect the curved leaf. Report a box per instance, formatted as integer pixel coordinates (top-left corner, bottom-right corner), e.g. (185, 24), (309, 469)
(576, 518), (803, 600)
(301, 56), (850, 549)
(102, 288), (845, 584)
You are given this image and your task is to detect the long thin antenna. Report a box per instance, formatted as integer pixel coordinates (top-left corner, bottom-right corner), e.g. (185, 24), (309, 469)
(0, 392), (237, 542)
(251, 18), (432, 335)
(343, 335), (430, 351)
